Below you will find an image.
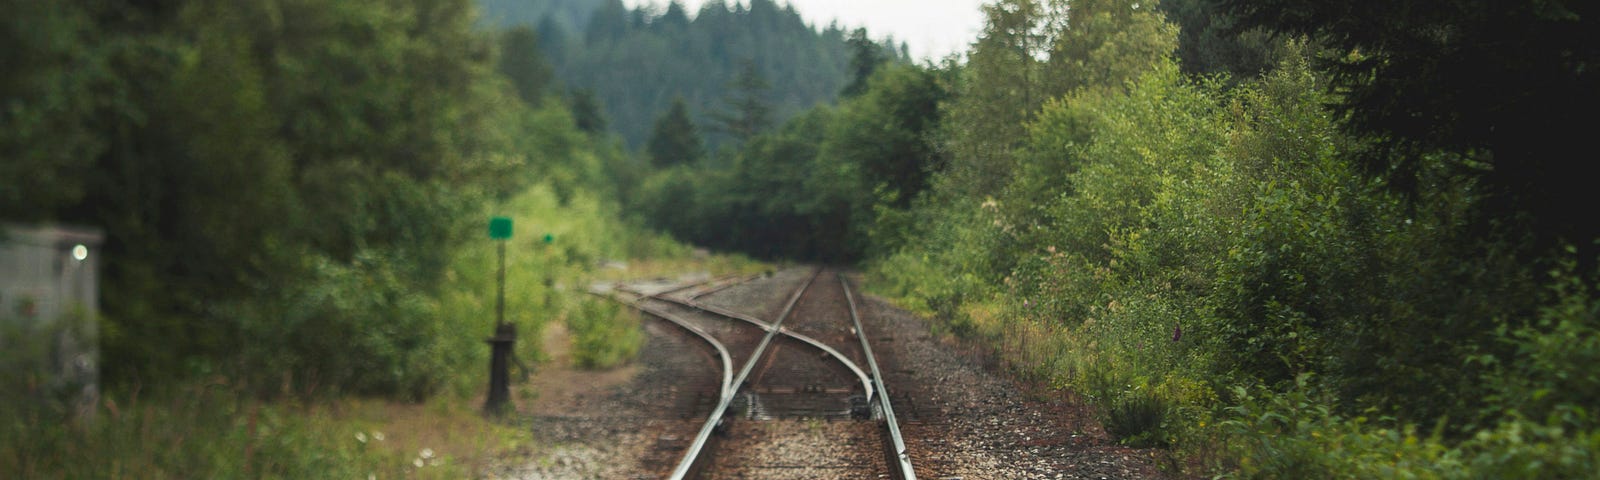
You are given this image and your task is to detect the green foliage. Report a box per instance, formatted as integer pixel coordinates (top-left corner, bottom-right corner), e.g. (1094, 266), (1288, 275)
(841, 28), (889, 98)
(514, 0), (899, 150)
(0, 0), (101, 219)
(1, 385), (476, 479)
(1157, 0), (1285, 78)
(646, 97), (705, 168)
(432, 184), (673, 390)
(232, 250), (448, 399)
(566, 298), (641, 370)
(630, 59), (951, 263)
(867, 196), (1005, 330)
(567, 87), (608, 134)
(1221, 373), (1600, 479)
(1211, 0), (1600, 255)
(870, 5), (1596, 471)
(823, 64), (948, 211)
(709, 61), (774, 144)
(2, 0), (655, 402)
(1219, 375), (1464, 479)
(1045, 0), (1179, 96)
(1480, 250), (1600, 430)
(937, 0), (1050, 197)
(1104, 387), (1172, 448)
(497, 26), (554, 104)
(1457, 417), (1600, 479)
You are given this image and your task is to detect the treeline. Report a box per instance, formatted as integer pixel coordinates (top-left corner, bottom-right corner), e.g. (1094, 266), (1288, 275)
(477, 0), (601, 35)
(627, 34), (939, 262)
(1, 0), (627, 399)
(489, 0), (906, 150)
(634, 0), (1600, 475)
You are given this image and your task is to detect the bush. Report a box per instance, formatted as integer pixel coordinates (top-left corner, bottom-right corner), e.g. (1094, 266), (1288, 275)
(230, 250), (448, 400)
(566, 298), (642, 370)
(1104, 385), (1171, 447)
(1480, 249), (1600, 428)
(1220, 373), (1600, 479)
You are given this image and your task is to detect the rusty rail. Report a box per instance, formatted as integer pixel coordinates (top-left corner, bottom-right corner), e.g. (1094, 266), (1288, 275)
(667, 268), (821, 480)
(841, 273), (917, 480)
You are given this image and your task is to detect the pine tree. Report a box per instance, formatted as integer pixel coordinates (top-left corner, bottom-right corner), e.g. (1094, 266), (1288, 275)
(711, 61), (773, 143)
(647, 97), (703, 168)
(841, 28), (884, 97)
(569, 88), (607, 134)
(498, 26), (552, 104)
(940, 0), (1052, 196)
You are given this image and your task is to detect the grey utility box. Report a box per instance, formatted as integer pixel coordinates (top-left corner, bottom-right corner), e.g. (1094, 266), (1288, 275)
(1, 224), (103, 418)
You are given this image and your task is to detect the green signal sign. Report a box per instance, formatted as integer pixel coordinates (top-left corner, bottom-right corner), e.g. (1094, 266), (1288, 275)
(542, 233), (554, 244)
(489, 217), (513, 240)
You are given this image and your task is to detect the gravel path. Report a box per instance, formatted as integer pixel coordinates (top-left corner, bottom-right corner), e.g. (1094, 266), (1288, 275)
(491, 318), (715, 479)
(705, 419), (889, 479)
(852, 273), (1171, 479)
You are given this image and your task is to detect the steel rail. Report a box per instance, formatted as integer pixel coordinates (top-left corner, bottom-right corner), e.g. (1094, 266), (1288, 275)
(683, 273), (763, 301)
(628, 273), (730, 299)
(586, 287), (735, 406)
(630, 300), (736, 405)
(841, 274), (917, 480)
(667, 268), (822, 480)
(672, 297), (876, 401)
(617, 274), (877, 402)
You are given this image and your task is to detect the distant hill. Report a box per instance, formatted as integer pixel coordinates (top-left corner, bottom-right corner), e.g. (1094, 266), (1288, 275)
(476, 0), (900, 150)
(476, 0), (603, 37)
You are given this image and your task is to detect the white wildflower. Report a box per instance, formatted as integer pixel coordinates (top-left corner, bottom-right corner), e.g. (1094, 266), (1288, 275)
(413, 458), (424, 468)
(355, 432), (368, 443)
(420, 448), (435, 459)
(372, 431), (385, 441)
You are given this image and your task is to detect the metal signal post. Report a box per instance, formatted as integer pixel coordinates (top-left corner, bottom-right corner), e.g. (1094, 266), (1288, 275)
(485, 217), (515, 415)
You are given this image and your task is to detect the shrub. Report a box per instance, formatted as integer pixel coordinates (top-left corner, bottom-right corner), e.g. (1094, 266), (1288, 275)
(232, 250), (448, 400)
(1219, 375), (1464, 479)
(567, 298), (641, 370)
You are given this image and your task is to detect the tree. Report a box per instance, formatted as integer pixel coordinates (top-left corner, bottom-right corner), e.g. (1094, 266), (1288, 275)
(711, 60), (773, 143)
(1158, 0), (1281, 78)
(498, 26), (553, 104)
(568, 87), (607, 134)
(841, 28), (885, 97)
(0, 0), (101, 220)
(1046, 0), (1178, 96)
(939, 0), (1052, 196)
(646, 97), (703, 168)
(4, 0), (550, 394)
(584, 0), (628, 45)
(531, 0), (855, 150)
(825, 64), (947, 208)
(1210, 0), (1600, 254)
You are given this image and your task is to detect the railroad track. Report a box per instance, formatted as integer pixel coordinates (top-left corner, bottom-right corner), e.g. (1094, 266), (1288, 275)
(599, 268), (916, 479)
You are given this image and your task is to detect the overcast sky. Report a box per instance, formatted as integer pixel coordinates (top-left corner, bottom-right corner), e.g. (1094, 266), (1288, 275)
(622, 0), (989, 61)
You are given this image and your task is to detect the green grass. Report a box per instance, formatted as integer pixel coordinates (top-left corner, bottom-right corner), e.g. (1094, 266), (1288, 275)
(1, 384), (524, 479)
